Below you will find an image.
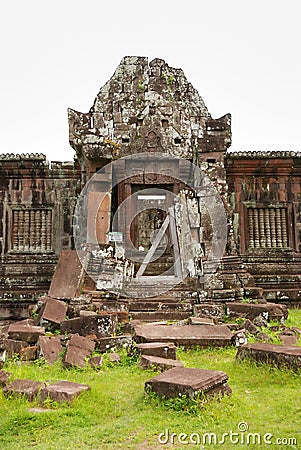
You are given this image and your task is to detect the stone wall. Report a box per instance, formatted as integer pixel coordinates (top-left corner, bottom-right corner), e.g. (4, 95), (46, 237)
(0, 153), (81, 321)
(226, 151), (301, 304)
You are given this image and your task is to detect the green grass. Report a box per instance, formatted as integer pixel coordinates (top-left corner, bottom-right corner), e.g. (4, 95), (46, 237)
(0, 311), (301, 449)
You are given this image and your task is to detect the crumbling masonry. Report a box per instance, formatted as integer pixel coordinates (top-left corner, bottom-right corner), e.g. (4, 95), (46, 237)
(0, 56), (300, 323)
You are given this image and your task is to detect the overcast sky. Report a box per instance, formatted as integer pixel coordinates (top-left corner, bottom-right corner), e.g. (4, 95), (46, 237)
(1, 0), (300, 161)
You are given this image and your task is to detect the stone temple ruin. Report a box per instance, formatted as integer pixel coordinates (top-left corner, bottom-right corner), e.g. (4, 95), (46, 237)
(0, 56), (301, 402)
(0, 56), (300, 324)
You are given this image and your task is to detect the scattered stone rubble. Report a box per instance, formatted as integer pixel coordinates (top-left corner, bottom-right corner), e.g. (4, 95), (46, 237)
(0, 290), (300, 405)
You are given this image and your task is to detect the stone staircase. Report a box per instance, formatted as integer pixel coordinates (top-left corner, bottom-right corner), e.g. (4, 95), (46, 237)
(243, 257), (301, 306)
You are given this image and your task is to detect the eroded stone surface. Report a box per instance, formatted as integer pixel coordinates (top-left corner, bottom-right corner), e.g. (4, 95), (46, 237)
(139, 355), (183, 371)
(40, 380), (90, 403)
(145, 367), (231, 399)
(7, 322), (45, 344)
(136, 342), (177, 359)
(63, 334), (95, 368)
(88, 355), (103, 368)
(0, 339), (29, 358)
(108, 352), (121, 363)
(97, 335), (132, 352)
(60, 314), (117, 338)
(3, 379), (45, 401)
(236, 343), (301, 371)
(226, 303), (288, 322)
(38, 297), (67, 325)
(48, 250), (90, 299)
(38, 336), (63, 364)
(0, 370), (11, 387)
(19, 346), (37, 361)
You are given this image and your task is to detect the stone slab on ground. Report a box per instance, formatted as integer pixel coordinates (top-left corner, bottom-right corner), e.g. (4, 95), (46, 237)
(40, 380), (90, 403)
(145, 367), (232, 399)
(188, 317), (215, 326)
(38, 297), (67, 325)
(48, 250), (89, 299)
(97, 335), (132, 352)
(3, 378), (45, 401)
(279, 333), (299, 346)
(63, 334), (95, 368)
(236, 343), (301, 371)
(0, 370), (11, 387)
(0, 338), (29, 358)
(19, 346), (37, 361)
(60, 314), (117, 338)
(134, 324), (232, 349)
(88, 355), (103, 368)
(136, 342), (177, 359)
(38, 336), (63, 364)
(108, 352), (121, 363)
(225, 302), (288, 322)
(68, 334), (96, 353)
(7, 322), (45, 344)
(139, 355), (183, 371)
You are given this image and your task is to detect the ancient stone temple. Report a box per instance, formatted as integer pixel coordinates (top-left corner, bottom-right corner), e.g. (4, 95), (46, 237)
(0, 56), (300, 322)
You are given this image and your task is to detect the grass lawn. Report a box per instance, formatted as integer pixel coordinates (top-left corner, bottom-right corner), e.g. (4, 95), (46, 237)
(0, 309), (300, 449)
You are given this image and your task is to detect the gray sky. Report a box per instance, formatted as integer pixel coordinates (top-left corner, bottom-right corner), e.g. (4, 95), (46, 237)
(1, 0), (300, 161)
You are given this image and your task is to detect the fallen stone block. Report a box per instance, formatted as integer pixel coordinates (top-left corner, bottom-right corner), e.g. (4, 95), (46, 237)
(79, 310), (98, 317)
(0, 338), (29, 358)
(278, 332), (299, 346)
(108, 352), (121, 363)
(136, 342), (177, 360)
(48, 250), (90, 299)
(7, 322), (45, 344)
(60, 314), (117, 338)
(145, 367), (232, 399)
(63, 346), (90, 368)
(38, 336), (63, 364)
(256, 332), (270, 343)
(37, 297), (67, 325)
(63, 334), (95, 368)
(225, 302), (288, 322)
(67, 334), (96, 353)
(243, 319), (259, 335)
(19, 346), (38, 361)
(193, 304), (225, 321)
(188, 317), (215, 326)
(236, 343), (301, 371)
(139, 355), (183, 371)
(97, 335), (132, 352)
(40, 380), (90, 403)
(134, 324), (233, 349)
(3, 379), (45, 401)
(0, 370), (11, 387)
(88, 355), (103, 368)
